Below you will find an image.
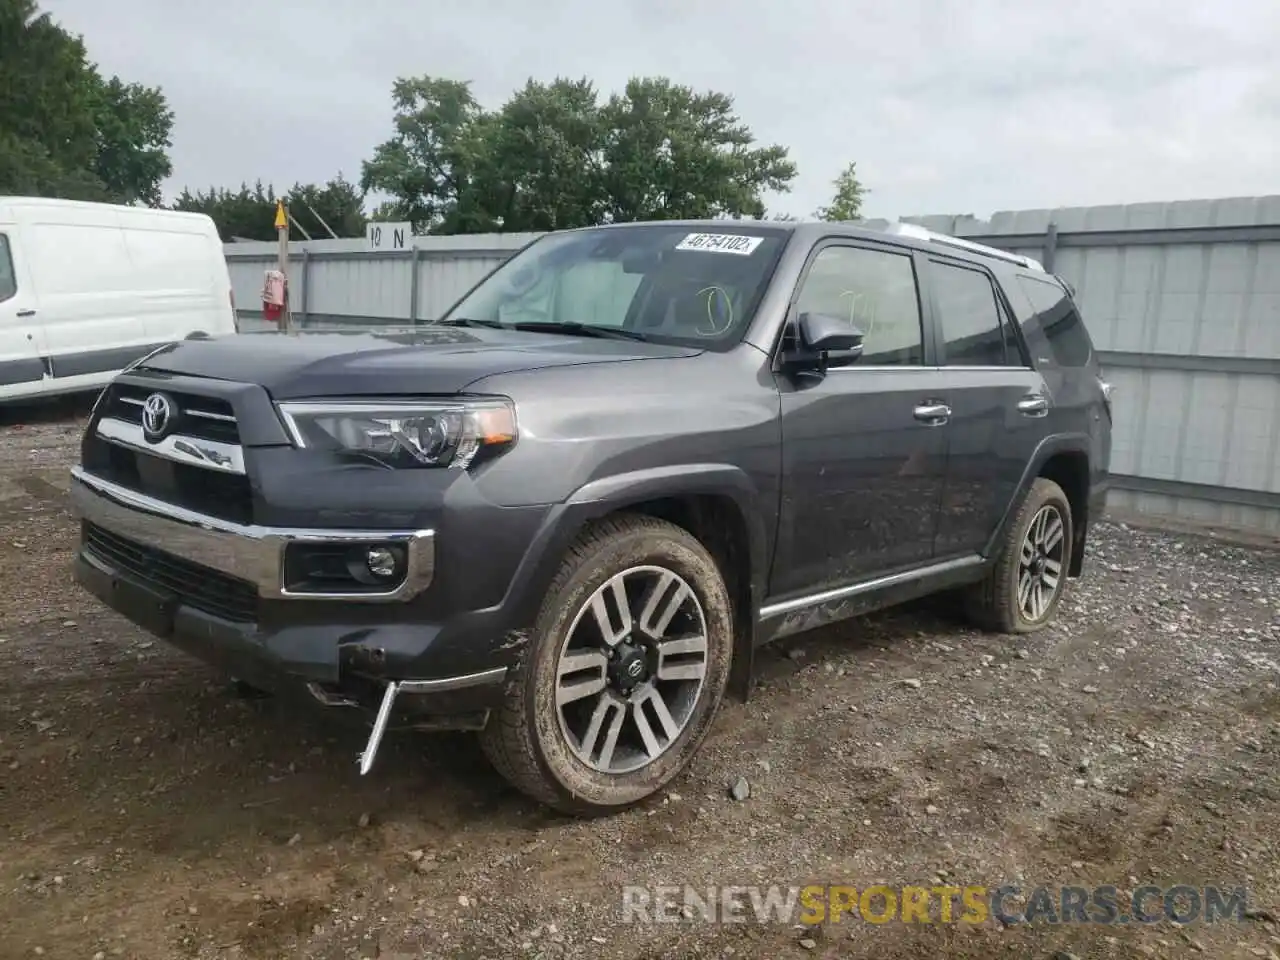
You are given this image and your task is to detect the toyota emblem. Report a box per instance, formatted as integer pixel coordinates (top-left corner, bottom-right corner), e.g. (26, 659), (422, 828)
(626, 659), (644, 678)
(141, 393), (174, 442)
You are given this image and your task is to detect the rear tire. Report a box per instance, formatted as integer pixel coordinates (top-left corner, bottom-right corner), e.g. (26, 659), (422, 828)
(479, 514), (734, 816)
(965, 477), (1073, 633)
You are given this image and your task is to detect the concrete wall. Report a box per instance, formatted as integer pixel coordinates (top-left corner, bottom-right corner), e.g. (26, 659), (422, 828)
(223, 195), (1280, 533)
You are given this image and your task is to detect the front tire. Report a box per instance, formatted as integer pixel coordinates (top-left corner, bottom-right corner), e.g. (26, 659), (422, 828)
(479, 514), (734, 816)
(965, 477), (1073, 633)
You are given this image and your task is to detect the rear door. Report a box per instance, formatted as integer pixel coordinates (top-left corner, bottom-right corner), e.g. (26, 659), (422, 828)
(0, 227), (48, 397)
(924, 255), (1050, 558)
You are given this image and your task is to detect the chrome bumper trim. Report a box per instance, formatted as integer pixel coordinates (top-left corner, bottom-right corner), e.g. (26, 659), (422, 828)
(357, 667), (509, 774)
(69, 466), (435, 602)
(97, 416), (247, 475)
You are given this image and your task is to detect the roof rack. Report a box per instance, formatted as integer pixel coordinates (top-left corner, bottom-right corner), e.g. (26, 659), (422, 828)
(882, 222), (1045, 272)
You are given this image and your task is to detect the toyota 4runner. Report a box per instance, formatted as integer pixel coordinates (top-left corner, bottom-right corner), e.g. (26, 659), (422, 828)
(70, 219), (1112, 815)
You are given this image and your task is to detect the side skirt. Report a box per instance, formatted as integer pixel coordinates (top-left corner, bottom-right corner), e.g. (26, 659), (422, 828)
(755, 554), (988, 646)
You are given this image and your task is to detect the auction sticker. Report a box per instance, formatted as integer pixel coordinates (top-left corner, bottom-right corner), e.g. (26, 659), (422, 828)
(674, 233), (764, 255)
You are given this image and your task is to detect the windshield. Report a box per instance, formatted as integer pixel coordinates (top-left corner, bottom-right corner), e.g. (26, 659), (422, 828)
(436, 223), (789, 349)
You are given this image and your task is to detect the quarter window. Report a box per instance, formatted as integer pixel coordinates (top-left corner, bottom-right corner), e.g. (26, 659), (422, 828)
(0, 235), (15, 302)
(1017, 274), (1093, 367)
(793, 245), (924, 365)
(931, 261), (1013, 366)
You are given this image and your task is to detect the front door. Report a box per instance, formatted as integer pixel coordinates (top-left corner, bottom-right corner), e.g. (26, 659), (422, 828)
(770, 240), (949, 601)
(0, 229), (47, 397)
(922, 255), (1050, 558)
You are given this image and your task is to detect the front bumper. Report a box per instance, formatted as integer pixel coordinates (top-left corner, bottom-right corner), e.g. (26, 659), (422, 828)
(68, 467), (512, 727)
(70, 466), (436, 601)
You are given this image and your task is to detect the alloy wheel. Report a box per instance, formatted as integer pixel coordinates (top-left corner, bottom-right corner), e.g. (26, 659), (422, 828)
(1018, 504), (1066, 622)
(554, 565), (709, 774)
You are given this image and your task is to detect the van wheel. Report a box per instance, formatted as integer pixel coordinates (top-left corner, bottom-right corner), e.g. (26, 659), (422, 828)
(479, 514), (734, 816)
(965, 478), (1073, 634)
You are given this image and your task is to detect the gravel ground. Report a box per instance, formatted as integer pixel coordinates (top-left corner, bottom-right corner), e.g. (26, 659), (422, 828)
(1, 403), (1279, 960)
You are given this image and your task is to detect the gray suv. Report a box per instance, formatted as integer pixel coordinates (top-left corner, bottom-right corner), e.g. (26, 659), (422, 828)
(69, 219), (1112, 815)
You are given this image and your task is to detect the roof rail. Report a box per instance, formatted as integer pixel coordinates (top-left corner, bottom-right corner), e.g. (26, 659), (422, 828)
(883, 222), (1045, 272)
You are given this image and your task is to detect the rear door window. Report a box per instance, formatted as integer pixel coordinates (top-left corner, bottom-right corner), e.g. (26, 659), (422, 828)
(1016, 274), (1094, 367)
(929, 260), (1016, 366)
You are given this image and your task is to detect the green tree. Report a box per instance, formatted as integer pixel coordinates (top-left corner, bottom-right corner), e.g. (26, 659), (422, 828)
(814, 162), (867, 222)
(480, 77), (606, 231)
(600, 77), (795, 222)
(173, 175), (368, 242)
(282, 175), (368, 239)
(0, 0), (102, 198)
(0, 0), (174, 204)
(172, 180), (280, 241)
(359, 77), (490, 234)
(361, 73), (799, 234)
(90, 77), (174, 206)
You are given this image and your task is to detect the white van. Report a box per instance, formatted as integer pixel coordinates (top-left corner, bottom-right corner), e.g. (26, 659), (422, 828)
(0, 197), (237, 401)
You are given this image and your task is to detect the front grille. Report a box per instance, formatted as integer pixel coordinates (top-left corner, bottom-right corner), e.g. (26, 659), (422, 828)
(83, 521), (258, 623)
(103, 382), (239, 444)
(84, 441), (254, 525)
(85, 380), (253, 525)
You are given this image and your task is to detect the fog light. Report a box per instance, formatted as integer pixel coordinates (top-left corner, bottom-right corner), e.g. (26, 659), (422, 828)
(366, 546), (400, 579)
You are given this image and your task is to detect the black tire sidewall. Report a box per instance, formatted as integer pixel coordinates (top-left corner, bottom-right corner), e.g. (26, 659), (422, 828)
(521, 521), (733, 810)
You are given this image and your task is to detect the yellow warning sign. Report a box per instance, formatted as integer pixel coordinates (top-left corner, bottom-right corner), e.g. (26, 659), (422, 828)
(274, 200), (287, 230)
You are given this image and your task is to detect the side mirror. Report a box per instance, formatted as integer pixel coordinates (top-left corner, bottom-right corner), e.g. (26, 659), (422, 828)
(798, 312), (865, 357)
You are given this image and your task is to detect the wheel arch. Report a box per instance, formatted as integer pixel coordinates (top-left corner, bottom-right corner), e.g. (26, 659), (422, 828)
(984, 434), (1093, 577)
(510, 465), (768, 703)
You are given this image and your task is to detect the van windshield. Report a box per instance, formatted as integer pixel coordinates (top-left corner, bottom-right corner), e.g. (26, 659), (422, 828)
(436, 224), (789, 349)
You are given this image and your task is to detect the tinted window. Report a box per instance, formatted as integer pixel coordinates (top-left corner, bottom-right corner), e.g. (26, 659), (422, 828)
(1017, 274), (1093, 367)
(794, 245), (924, 365)
(931, 261), (1009, 366)
(0, 235), (15, 302)
(440, 224), (787, 350)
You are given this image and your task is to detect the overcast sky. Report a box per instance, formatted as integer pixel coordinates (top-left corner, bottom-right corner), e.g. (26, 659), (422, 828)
(43, 0), (1280, 222)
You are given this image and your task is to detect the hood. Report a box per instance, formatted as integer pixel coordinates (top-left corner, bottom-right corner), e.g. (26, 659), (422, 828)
(137, 325), (703, 398)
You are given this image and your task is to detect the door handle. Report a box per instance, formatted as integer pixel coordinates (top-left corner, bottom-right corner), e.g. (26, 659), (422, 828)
(16, 309), (35, 318)
(913, 402), (951, 425)
(1017, 394), (1049, 417)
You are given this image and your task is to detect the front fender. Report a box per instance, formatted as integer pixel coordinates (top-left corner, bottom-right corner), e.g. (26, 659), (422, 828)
(569, 462), (768, 592)
(498, 462), (770, 631)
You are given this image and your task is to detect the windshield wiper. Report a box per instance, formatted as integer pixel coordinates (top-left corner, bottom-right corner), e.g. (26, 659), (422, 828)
(511, 321), (649, 342)
(436, 317), (505, 329)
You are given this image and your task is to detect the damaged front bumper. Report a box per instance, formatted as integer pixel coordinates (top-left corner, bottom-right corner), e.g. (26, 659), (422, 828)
(69, 466), (515, 774)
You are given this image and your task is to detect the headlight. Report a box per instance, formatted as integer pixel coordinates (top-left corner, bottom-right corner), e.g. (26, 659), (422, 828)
(277, 399), (517, 469)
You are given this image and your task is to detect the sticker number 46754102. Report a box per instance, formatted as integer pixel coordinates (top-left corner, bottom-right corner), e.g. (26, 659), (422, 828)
(674, 233), (764, 256)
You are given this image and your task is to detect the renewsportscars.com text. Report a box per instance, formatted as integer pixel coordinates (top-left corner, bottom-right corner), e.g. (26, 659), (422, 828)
(620, 883), (1250, 926)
